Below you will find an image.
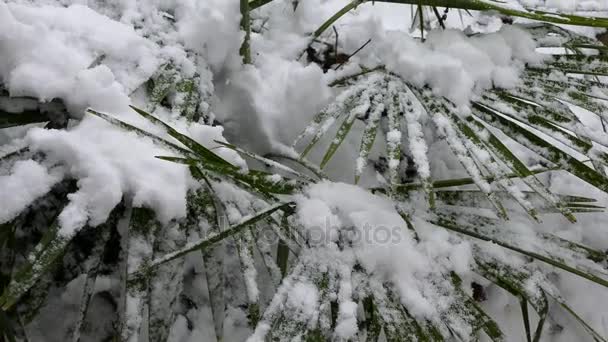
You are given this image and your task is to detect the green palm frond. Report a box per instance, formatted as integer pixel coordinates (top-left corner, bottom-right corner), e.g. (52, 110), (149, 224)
(278, 21), (608, 341)
(1, 3), (608, 341)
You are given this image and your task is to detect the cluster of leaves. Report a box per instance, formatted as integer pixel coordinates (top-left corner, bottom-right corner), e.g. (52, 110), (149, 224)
(1, 1), (608, 342)
(280, 18), (608, 341)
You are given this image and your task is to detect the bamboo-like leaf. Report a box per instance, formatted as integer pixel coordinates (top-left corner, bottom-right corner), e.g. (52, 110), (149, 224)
(463, 114), (578, 222)
(253, 265), (328, 341)
(156, 156), (299, 195)
(71, 210), (119, 342)
(265, 153), (328, 180)
(86, 108), (192, 156)
(240, 0), (251, 64)
(276, 239), (289, 279)
(482, 92), (604, 160)
(320, 92), (373, 169)
(448, 273), (505, 341)
(129, 202), (294, 276)
(436, 190), (603, 214)
(366, 279), (444, 341)
(362, 296), (382, 342)
(148, 64), (178, 110)
(192, 181), (228, 342)
(474, 255), (549, 342)
(251, 227), (282, 285)
(525, 23), (602, 50)
(399, 85), (435, 207)
(472, 103), (608, 194)
(0, 220), (74, 311)
(296, 82), (370, 158)
(321, 115), (355, 169)
(412, 88), (508, 219)
(175, 76), (201, 121)
(386, 80), (403, 186)
(148, 219), (190, 341)
(72, 271), (98, 342)
(0, 309), (16, 342)
(0, 109), (49, 129)
(129, 105), (235, 168)
(121, 207), (161, 342)
(393, 168), (554, 194)
(432, 214), (608, 288)
(307, 0), (608, 51)
(450, 109), (540, 220)
(547, 55), (608, 76)
(236, 231), (261, 328)
(551, 294), (608, 342)
(355, 93), (384, 183)
(214, 140), (312, 181)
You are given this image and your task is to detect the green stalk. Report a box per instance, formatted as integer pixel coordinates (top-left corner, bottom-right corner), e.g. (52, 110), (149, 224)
(313, 0), (365, 41)
(310, 0), (608, 45)
(520, 299), (532, 342)
(240, 0), (252, 64)
(418, 2), (424, 41)
(377, 0), (608, 27)
(249, 0), (274, 10)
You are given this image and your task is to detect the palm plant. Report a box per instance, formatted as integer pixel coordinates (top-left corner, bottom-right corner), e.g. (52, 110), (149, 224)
(1, 0), (608, 341)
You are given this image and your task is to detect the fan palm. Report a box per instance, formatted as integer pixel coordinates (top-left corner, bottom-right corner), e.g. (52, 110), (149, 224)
(1, 1), (608, 341)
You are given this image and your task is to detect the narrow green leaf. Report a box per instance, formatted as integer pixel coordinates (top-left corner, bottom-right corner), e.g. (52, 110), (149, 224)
(0, 221), (68, 311)
(551, 295), (608, 342)
(411, 88), (508, 219)
(129, 105), (235, 168)
(0, 109), (49, 129)
(355, 94), (384, 183)
(121, 206), (161, 342)
(148, 64), (178, 110)
(399, 86), (434, 208)
(296, 83), (369, 158)
(214, 140), (313, 181)
(393, 167), (554, 193)
(432, 215), (608, 288)
(276, 239), (289, 279)
(320, 113), (358, 169)
(464, 114), (577, 222)
(175, 76), (201, 121)
(87, 108), (192, 156)
(265, 153), (328, 180)
(473, 103), (608, 194)
(449, 273), (505, 341)
(0, 310), (16, 342)
(129, 202), (294, 275)
(386, 80), (403, 186)
(474, 256), (549, 342)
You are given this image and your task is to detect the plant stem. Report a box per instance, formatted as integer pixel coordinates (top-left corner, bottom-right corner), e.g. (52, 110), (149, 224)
(313, 0), (365, 40)
(310, 0), (608, 44)
(240, 0), (252, 64)
(418, 2), (424, 41)
(377, 0), (608, 27)
(249, 0), (274, 10)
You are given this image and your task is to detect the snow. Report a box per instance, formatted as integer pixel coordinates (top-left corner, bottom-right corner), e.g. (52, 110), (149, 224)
(520, 0), (608, 11)
(285, 281), (320, 319)
(177, 0), (242, 71)
(375, 26), (547, 105)
(0, 159), (62, 224)
(295, 181), (474, 323)
(398, 87), (433, 180)
(26, 116), (191, 236)
(0, 2), (158, 114)
(1, 0), (607, 341)
(433, 112), (493, 194)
